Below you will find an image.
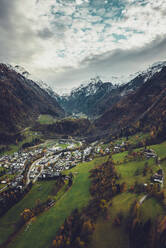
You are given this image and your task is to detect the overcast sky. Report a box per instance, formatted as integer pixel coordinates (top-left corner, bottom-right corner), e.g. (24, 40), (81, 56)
(0, 0), (166, 92)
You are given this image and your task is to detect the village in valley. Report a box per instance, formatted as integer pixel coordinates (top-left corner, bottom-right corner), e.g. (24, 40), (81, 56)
(0, 132), (166, 248)
(0, 138), (111, 204)
(0, 137), (164, 204)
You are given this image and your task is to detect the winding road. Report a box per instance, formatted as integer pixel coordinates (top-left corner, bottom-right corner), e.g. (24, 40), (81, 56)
(26, 157), (44, 186)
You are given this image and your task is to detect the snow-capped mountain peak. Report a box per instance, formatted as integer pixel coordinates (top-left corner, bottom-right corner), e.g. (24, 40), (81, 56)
(4, 64), (31, 78)
(142, 61), (166, 83)
(70, 77), (113, 98)
(2, 63), (60, 100)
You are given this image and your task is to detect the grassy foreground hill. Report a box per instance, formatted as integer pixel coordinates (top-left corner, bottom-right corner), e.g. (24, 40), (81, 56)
(0, 157), (107, 248)
(1, 137), (166, 248)
(89, 141), (166, 248)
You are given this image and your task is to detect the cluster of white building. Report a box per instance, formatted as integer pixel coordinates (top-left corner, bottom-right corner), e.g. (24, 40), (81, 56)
(0, 149), (43, 188)
(0, 139), (113, 191)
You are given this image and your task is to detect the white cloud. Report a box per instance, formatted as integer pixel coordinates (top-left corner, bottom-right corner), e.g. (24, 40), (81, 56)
(0, 0), (166, 90)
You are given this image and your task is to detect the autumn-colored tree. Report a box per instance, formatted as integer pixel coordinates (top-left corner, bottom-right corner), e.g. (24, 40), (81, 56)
(21, 208), (33, 222)
(120, 182), (127, 193)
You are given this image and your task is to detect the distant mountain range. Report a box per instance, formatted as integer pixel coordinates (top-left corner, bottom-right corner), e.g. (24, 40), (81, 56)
(95, 62), (166, 140)
(56, 61), (166, 119)
(56, 78), (116, 117)
(1, 60), (166, 143)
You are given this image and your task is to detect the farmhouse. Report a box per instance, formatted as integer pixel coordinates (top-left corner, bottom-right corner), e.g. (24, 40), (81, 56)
(152, 174), (163, 184)
(144, 149), (156, 158)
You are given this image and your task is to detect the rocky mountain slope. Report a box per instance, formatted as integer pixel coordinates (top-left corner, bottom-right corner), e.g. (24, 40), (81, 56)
(57, 62), (166, 120)
(95, 64), (166, 140)
(0, 64), (64, 143)
(57, 78), (118, 117)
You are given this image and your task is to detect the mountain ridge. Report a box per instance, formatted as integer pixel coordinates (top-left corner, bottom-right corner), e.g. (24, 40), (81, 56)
(56, 61), (166, 119)
(95, 65), (166, 141)
(0, 63), (65, 143)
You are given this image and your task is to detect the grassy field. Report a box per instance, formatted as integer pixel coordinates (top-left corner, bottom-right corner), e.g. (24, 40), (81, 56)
(39, 139), (70, 150)
(91, 194), (165, 248)
(0, 129), (41, 156)
(38, 115), (57, 125)
(0, 180), (56, 245)
(0, 183), (7, 190)
(89, 141), (166, 248)
(150, 141), (166, 160)
(90, 193), (139, 248)
(116, 158), (155, 187)
(112, 151), (128, 164)
(111, 146), (156, 187)
(7, 156), (107, 248)
(59, 143), (69, 149)
(112, 140), (166, 187)
(139, 197), (165, 223)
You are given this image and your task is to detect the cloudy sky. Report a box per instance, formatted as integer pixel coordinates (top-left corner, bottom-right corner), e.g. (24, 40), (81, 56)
(0, 0), (166, 91)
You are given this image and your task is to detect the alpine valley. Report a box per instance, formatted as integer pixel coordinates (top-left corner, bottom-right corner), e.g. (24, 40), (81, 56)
(1, 61), (166, 248)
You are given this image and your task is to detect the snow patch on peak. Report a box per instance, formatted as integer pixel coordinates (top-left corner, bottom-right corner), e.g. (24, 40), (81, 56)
(142, 61), (166, 83)
(14, 65), (30, 78)
(70, 76), (113, 98)
(151, 61), (166, 68)
(108, 73), (140, 85)
(4, 64), (31, 78)
(108, 61), (166, 86)
(2, 63), (60, 100)
(54, 88), (71, 96)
